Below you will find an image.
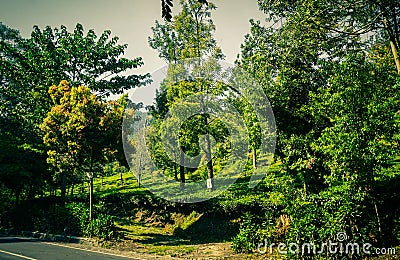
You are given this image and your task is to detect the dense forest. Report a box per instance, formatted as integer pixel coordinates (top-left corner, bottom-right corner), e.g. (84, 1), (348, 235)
(1, 0), (399, 258)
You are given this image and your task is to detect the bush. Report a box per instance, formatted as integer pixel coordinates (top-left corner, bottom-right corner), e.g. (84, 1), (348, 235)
(66, 202), (118, 241)
(65, 202), (89, 235)
(231, 212), (263, 253)
(83, 213), (117, 240)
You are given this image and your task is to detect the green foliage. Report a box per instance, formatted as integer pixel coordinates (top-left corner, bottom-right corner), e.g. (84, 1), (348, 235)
(1, 0), (400, 256)
(0, 22), (148, 213)
(40, 81), (128, 199)
(68, 202), (119, 241)
(0, 23), (50, 205)
(0, 132), (48, 201)
(6, 23), (149, 97)
(83, 213), (117, 241)
(161, 0), (209, 22)
(310, 53), (400, 187)
(235, 0), (400, 255)
(231, 213), (264, 253)
(148, 1), (230, 188)
(257, 0), (400, 74)
(150, 0), (223, 62)
(161, 0), (174, 21)
(1, 22), (149, 150)
(4, 199), (117, 241)
(168, 211), (203, 238)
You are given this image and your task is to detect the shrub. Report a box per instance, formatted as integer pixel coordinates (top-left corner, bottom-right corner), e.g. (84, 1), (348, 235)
(231, 212), (263, 253)
(66, 202), (118, 241)
(83, 213), (117, 240)
(65, 202), (89, 235)
(231, 210), (279, 254)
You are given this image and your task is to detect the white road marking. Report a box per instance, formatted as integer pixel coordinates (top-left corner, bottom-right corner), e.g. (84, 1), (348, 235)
(0, 249), (37, 260)
(42, 242), (138, 259)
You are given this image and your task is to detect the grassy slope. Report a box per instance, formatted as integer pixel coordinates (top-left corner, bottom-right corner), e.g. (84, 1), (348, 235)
(67, 162), (283, 258)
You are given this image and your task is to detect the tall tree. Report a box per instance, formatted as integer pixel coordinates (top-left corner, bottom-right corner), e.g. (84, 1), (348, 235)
(0, 23), (49, 205)
(257, 0), (400, 74)
(233, 0), (400, 252)
(1, 23), (150, 146)
(160, 0), (208, 22)
(149, 0), (224, 190)
(40, 81), (127, 219)
(150, 0), (223, 62)
(1, 22), (149, 206)
(308, 50), (400, 245)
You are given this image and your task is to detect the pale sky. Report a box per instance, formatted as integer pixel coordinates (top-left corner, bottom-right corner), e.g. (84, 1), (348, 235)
(0, 0), (269, 104)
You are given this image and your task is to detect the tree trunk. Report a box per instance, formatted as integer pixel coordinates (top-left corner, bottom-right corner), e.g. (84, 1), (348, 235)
(198, 78), (214, 191)
(174, 163), (178, 180)
(120, 171), (123, 186)
(390, 2), (400, 74)
(252, 148), (257, 170)
(389, 39), (400, 74)
(89, 177), (93, 221)
(374, 202), (382, 235)
(180, 150), (185, 190)
(88, 147), (94, 221)
(383, 16), (400, 74)
(205, 132), (214, 191)
(136, 172), (141, 187)
(137, 154), (142, 186)
(60, 169), (66, 202)
(195, 7), (201, 58)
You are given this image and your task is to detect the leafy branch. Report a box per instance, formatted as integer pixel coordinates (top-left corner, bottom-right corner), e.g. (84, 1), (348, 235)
(162, 0), (208, 22)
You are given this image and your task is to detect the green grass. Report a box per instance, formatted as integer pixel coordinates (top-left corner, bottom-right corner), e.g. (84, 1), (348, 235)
(117, 222), (165, 239)
(147, 245), (196, 256)
(67, 155), (283, 200)
(67, 159), (284, 212)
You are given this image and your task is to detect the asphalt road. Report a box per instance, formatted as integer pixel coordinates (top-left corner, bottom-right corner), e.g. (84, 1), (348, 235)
(0, 237), (136, 260)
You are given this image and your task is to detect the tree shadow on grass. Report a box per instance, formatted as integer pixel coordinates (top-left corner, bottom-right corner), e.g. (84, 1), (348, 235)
(122, 213), (238, 246)
(129, 233), (189, 246)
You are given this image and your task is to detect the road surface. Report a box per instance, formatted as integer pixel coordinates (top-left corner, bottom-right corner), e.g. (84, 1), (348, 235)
(0, 237), (136, 260)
